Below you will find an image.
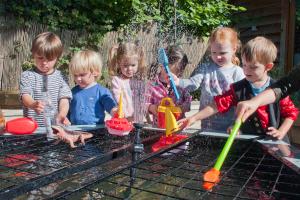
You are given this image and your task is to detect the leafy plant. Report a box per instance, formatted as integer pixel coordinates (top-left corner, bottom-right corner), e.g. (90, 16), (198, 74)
(3, 0), (245, 45)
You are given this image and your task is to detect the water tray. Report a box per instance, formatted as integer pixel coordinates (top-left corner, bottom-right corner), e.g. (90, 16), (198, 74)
(0, 128), (169, 199)
(17, 133), (300, 200)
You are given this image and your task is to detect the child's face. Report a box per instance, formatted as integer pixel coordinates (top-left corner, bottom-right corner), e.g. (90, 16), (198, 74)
(119, 56), (138, 78)
(73, 71), (98, 89)
(33, 54), (57, 74)
(210, 41), (236, 68)
(242, 56), (270, 84)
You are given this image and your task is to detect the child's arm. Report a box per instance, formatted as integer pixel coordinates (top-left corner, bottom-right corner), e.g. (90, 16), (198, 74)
(236, 89), (276, 122)
(178, 102), (218, 129)
(172, 71), (204, 92)
(267, 118), (294, 140)
(110, 107), (118, 117)
(237, 67), (300, 122)
(267, 95), (299, 140)
(57, 98), (70, 125)
(179, 86), (236, 129)
(148, 104), (158, 116)
(21, 94), (44, 114)
(111, 76), (122, 102)
(270, 67), (300, 100)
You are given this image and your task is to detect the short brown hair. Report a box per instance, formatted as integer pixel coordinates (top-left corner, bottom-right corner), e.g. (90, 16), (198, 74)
(31, 32), (63, 60)
(242, 36), (277, 65)
(69, 50), (102, 79)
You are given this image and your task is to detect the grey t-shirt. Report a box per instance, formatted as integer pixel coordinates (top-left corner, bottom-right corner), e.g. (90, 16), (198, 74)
(179, 62), (245, 131)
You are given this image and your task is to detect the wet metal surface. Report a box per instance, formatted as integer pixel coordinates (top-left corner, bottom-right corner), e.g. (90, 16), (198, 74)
(0, 128), (172, 199)
(1, 128), (300, 199)
(54, 135), (300, 200)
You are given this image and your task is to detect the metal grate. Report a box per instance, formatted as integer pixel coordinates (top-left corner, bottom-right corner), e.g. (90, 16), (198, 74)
(56, 135), (300, 200)
(0, 129), (163, 199)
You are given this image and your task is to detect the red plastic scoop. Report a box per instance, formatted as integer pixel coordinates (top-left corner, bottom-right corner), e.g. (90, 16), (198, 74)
(202, 119), (242, 190)
(4, 118), (38, 135)
(202, 168), (220, 190)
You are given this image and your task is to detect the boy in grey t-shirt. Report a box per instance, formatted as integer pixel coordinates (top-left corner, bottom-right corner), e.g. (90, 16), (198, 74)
(20, 32), (72, 127)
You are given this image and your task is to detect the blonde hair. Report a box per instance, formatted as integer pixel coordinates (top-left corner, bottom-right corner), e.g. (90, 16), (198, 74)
(31, 32), (63, 60)
(209, 27), (241, 65)
(242, 36), (277, 65)
(69, 50), (102, 79)
(108, 42), (146, 78)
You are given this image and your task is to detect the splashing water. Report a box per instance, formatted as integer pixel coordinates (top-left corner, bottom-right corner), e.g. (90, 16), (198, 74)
(130, 78), (151, 124)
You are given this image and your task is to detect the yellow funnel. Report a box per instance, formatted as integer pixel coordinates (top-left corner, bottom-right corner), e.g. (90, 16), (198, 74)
(165, 107), (179, 137)
(117, 92), (124, 118)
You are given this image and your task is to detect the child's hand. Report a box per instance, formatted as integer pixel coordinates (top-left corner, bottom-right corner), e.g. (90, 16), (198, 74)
(148, 105), (158, 116)
(227, 126), (241, 135)
(266, 127), (285, 140)
(170, 72), (180, 86)
(56, 114), (71, 126)
(31, 100), (44, 114)
(178, 117), (195, 130)
(111, 107), (119, 118)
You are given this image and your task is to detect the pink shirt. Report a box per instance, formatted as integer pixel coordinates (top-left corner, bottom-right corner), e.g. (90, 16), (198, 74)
(111, 76), (134, 118)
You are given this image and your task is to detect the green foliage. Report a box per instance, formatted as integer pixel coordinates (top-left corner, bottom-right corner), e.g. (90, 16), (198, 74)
(177, 0), (246, 36)
(3, 0), (244, 44)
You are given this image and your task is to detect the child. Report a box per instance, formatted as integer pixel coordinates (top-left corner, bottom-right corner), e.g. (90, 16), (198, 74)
(20, 32), (72, 127)
(236, 67), (300, 122)
(146, 45), (192, 125)
(69, 50), (117, 125)
(179, 37), (299, 140)
(108, 42), (146, 121)
(173, 27), (245, 131)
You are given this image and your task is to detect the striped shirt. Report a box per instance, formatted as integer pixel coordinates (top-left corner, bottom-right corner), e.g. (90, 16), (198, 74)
(20, 69), (72, 127)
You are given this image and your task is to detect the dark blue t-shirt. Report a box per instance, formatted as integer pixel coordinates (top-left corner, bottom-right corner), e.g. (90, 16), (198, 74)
(70, 84), (117, 125)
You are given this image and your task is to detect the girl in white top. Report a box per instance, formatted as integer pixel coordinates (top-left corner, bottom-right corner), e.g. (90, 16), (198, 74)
(108, 42), (147, 122)
(173, 27), (245, 131)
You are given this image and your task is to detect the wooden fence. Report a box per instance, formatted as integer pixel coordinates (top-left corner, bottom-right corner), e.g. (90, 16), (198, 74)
(0, 16), (207, 108)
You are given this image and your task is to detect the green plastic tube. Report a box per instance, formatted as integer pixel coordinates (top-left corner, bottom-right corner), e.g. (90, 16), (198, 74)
(214, 119), (242, 171)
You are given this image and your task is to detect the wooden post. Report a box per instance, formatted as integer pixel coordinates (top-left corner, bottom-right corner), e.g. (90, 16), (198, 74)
(281, 0), (296, 73)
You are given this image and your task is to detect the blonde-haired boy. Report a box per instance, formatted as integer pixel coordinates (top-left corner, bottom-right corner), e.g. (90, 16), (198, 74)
(179, 36), (298, 140)
(69, 50), (117, 125)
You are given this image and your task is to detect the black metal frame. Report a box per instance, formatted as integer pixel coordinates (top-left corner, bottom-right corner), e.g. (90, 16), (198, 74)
(55, 135), (300, 200)
(0, 129), (162, 199)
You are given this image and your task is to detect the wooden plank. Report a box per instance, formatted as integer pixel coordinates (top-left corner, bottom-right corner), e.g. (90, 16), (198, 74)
(236, 15), (281, 29)
(237, 5), (281, 18)
(239, 24), (281, 38)
(286, 0), (296, 72)
(232, 0), (281, 11)
(279, 0), (295, 72)
(0, 91), (21, 109)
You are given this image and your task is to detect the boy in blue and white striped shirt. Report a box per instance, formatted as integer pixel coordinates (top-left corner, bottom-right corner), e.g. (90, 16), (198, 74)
(20, 32), (72, 127)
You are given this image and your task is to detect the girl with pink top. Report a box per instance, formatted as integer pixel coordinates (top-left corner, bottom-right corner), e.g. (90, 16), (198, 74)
(146, 45), (192, 125)
(108, 42), (147, 121)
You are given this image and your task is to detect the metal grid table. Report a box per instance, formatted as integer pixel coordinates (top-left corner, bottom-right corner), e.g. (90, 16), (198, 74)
(0, 128), (164, 199)
(55, 135), (300, 200)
